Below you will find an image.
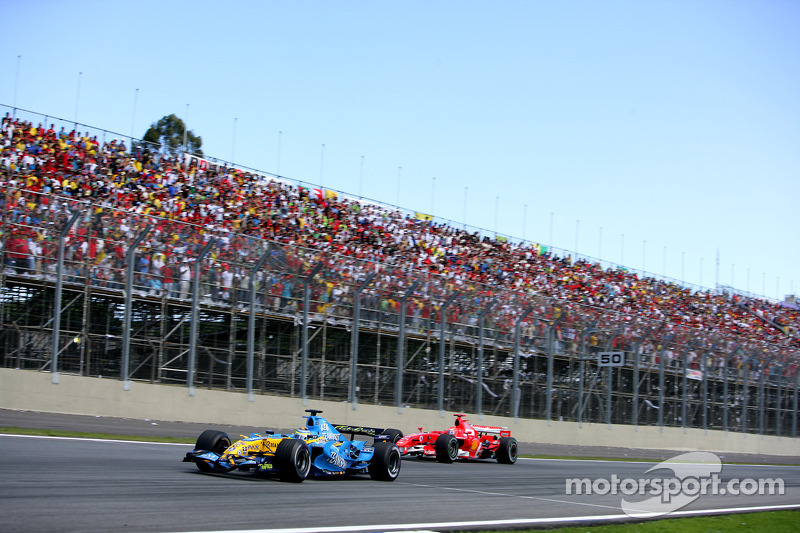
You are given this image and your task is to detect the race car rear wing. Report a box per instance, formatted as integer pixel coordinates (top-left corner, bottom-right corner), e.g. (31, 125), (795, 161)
(333, 424), (395, 441)
(471, 424), (512, 437)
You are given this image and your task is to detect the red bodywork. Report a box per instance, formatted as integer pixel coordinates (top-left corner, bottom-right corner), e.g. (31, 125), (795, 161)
(396, 413), (515, 462)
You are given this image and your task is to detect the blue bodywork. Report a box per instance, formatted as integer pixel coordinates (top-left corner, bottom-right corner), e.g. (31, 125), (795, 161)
(184, 410), (397, 478)
(296, 414), (378, 476)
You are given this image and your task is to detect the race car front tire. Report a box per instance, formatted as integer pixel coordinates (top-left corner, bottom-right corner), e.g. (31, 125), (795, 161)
(275, 438), (311, 482)
(194, 430), (231, 472)
(496, 436), (519, 464)
(369, 442), (401, 481)
(435, 433), (459, 463)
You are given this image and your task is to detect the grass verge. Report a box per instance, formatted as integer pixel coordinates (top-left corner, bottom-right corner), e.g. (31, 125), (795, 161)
(529, 454), (658, 462)
(488, 510), (800, 532)
(526, 454), (798, 466)
(0, 426), (194, 444)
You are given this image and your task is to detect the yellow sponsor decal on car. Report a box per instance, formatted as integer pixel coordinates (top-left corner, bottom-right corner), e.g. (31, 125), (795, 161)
(225, 438), (282, 457)
(262, 439), (280, 454)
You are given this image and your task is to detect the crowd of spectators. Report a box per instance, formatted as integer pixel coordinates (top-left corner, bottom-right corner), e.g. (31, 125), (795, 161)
(1, 113), (798, 375)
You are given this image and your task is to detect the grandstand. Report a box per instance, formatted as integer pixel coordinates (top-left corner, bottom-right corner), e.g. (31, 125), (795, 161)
(1, 106), (799, 438)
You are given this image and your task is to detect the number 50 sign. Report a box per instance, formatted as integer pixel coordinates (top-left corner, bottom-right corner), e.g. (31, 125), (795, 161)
(597, 352), (625, 367)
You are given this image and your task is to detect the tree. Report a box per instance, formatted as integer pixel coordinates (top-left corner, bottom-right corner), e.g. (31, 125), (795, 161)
(142, 114), (203, 156)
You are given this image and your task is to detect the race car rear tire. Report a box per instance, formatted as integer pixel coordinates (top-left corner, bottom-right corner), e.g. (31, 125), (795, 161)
(275, 438), (311, 482)
(382, 428), (404, 443)
(435, 433), (459, 463)
(369, 442), (401, 481)
(496, 436), (519, 464)
(194, 430), (231, 472)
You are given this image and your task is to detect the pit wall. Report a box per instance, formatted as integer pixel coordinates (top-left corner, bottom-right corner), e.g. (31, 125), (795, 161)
(1, 368), (798, 456)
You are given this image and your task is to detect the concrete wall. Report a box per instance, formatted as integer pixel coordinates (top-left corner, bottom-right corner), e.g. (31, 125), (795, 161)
(2, 367), (798, 456)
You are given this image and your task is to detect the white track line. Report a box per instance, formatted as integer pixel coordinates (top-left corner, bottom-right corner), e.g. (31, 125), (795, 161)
(172, 503), (800, 533)
(0, 433), (191, 445)
(521, 457), (800, 468)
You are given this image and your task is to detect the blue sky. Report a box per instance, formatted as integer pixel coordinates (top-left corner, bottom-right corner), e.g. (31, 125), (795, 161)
(3, 0), (798, 300)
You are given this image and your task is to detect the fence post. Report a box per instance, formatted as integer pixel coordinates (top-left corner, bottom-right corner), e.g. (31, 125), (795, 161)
(701, 345), (717, 432)
(187, 238), (217, 396)
(476, 300), (495, 419)
(438, 292), (459, 416)
(776, 364), (786, 437)
(121, 225), (151, 391)
(605, 327), (623, 427)
(722, 347), (735, 432)
(632, 337), (641, 429)
(349, 272), (375, 409)
(246, 246), (271, 401)
(577, 323), (596, 427)
(759, 357), (775, 436)
(545, 314), (563, 423)
(631, 322), (665, 429)
(511, 306), (533, 422)
(794, 368), (799, 438)
(300, 262), (324, 405)
(395, 281), (419, 413)
(680, 340), (699, 433)
(742, 355), (753, 434)
(656, 334), (674, 429)
(51, 210), (81, 385)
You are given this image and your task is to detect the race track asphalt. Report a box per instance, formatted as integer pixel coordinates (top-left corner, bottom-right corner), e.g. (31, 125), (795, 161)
(1, 409), (799, 533)
(2, 408), (799, 465)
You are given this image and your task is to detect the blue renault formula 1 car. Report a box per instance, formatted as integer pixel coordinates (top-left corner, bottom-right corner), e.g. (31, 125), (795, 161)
(183, 409), (403, 482)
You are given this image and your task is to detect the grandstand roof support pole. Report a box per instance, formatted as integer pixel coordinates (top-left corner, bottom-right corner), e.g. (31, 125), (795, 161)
(577, 322), (596, 428)
(545, 314), (564, 424)
(395, 281), (419, 413)
(476, 300), (496, 420)
(51, 210), (81, 385)
(759, 356), (775, 436)
(187, 238), (217, 397)
(349, 272), (375, 409)
(438, 292), (459, 417)
(656, 334), (674, 430)
(246, 246), (271, 402)
(301, 263), (324, 406)
(605, 328), (623, 428)
(513, 306), (533, 423)
(723, 347), (739, 433)
(121, 225), (152, 391)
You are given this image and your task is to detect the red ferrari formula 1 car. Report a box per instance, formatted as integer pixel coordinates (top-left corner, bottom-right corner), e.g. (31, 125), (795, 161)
(396, 413), (518, 464)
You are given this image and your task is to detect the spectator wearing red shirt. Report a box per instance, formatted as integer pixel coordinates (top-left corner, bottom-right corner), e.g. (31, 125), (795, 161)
(4, 231), (30, 274)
